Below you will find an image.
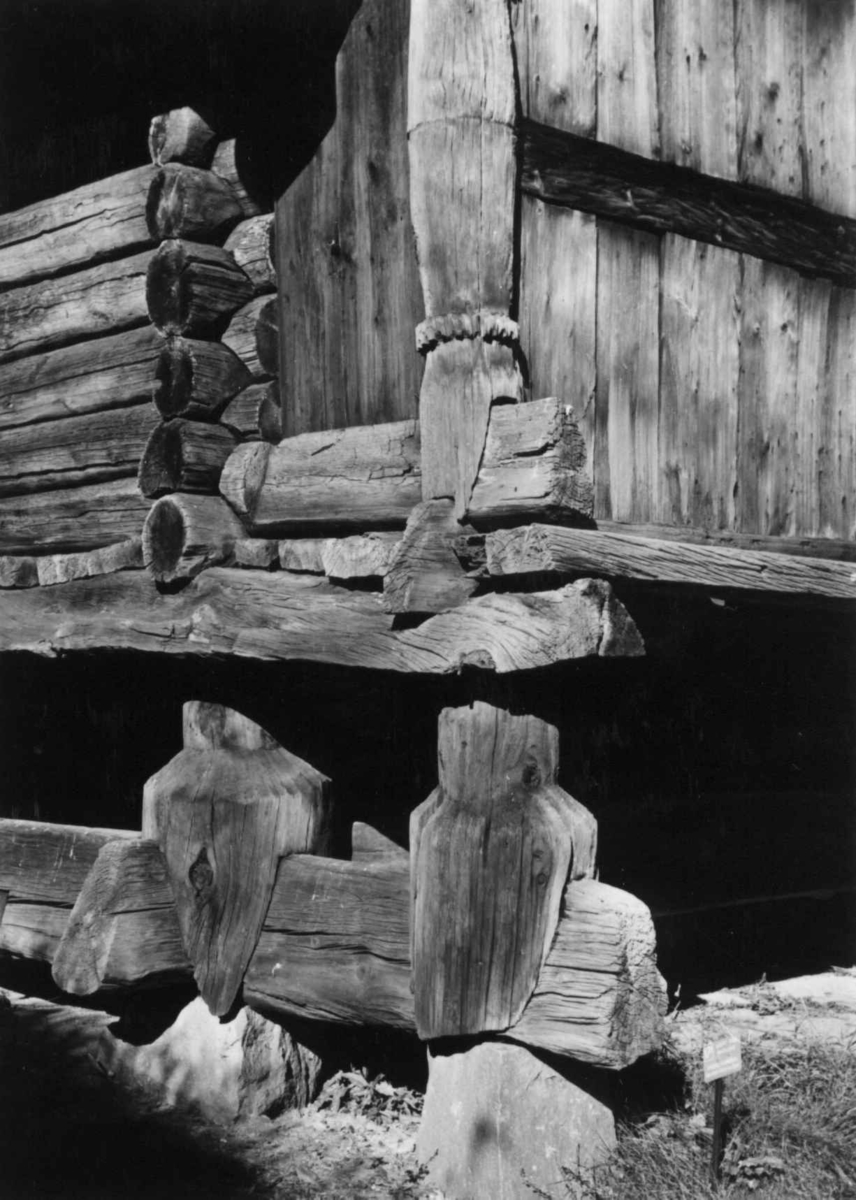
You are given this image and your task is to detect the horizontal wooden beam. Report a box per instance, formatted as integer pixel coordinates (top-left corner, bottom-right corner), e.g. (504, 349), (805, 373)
(0, 819), (664, 1068)
(0, 479), (151, 556)
(486, 524), (856, 601)
(221, 399), (593, 537)
(521, 119), (856, 287)
(0, 568), (643, 671)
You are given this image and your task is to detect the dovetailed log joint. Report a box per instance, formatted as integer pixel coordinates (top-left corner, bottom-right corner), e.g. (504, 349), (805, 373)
(487, 524), (856, 602)
(410, 702), (598, 1038)
(522, 119), (856, 287)
(142, 702), (331, 1016)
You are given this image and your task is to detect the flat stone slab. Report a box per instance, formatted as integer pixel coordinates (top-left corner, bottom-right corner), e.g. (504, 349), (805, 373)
(416, 1040), (616, 1200)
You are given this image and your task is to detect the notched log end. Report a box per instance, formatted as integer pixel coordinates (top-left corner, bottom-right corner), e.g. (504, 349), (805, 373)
(146, 240), (186, 333)
(572, 578), (645, 658)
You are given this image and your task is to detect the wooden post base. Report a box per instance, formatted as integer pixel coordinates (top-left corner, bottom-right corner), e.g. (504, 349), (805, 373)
(416, 1039), (616, 1200)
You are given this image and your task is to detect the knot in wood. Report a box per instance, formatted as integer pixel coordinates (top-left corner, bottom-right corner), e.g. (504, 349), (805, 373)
(188, 847), (214, 897)
(521, 761), (541, 789)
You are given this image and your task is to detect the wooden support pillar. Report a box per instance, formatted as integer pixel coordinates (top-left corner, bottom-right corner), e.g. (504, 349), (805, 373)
(410, 701), (597, 1038)
(408, 0), (521, 519)
(142, 702), (331, 1016)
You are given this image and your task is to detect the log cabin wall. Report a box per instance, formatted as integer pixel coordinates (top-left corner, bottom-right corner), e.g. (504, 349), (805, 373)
(514, 0), (856, 549)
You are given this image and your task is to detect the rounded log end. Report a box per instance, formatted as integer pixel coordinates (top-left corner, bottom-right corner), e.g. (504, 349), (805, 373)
(138, 423), (175, 498)
(182, 701), (283, 751)
(146, 240), (187, 335)
(148, 107), (218, 168)
(146, 165), (243, 243)
(143, 495), (187, 582)
(153, 340), (192, 419)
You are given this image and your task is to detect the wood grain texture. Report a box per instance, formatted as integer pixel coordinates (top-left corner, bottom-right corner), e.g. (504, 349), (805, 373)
(0, 556), (38, 589)
(246, 853), (414, 1029)
(595, 222), (659, 523)
(143, 493), (246, 584)
(143, 702), (331, 1016)
(486, 524), (856, 601)
(0, 326), (164, 433)
(411, 702), (598, 1038)
(220, 421), (421, 536)
(211, 139), (265, 219)
(36, 538), (142, 587)
(278, 534), (400, 580)
(51, 839), (189, 995)
(0, 819), (135, 905)
(655, 0), (737, 178)
(221, 383), (282, 443)
(276, 0), (423, 435)
(0, 166), (156, 289)
(153, 337), (252, 421)
(467, 396), (593, 527)
(149, 108), (217, 168)
(138, 419), (238, 498)
(0, 403), (155, 498)
(597, 0), (659, 157)
(0, 479), (150, 555)
(521, 121), (856, 286)
(509, 878), (666, 1067)
(0, 570), (644, 672)
(146, 240), (254, 339)
(419, 339), (521, 518)
(146, 165), (243, 243)
(245, 854), (663, 1068)
(223, 216), (276, 294)
(801, 2), (856, 218)
(221, 296), (278, 380)
(518, 200), (597, 473)
(511, 0), (597, 136)
(0, 251), (152, 365)
(657, 235), (741, 530)
(383, 500), (478, 614)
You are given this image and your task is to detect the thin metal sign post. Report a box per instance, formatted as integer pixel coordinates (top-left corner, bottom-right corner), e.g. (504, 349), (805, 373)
(703, 1034), (742, 1184)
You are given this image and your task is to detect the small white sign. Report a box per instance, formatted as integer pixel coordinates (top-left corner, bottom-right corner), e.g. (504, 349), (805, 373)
(703, 1035), (742, 1083)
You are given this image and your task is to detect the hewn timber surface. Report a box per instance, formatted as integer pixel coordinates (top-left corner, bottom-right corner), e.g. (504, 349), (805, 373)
(521, 121), (856, 287)
(0, 479), (151, 555)
(276, 0), (423, 434)
(487, 525), (856, 602)
(246, 854), (663, 1068)
(221, 400), (593, 537)
(143, 702), (331, 1016)
(0, 252), (152, 364)
(0, 166), (157, 290)
(51, 839), (187, 994)
(0, 570), (643, 671)
(410, 704), (597, 1038)
(0, 404), (155, 497)
(0, 327), (164, 432)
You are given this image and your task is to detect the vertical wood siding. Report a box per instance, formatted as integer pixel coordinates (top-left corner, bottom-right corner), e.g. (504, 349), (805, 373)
(517, 0), (856, 543)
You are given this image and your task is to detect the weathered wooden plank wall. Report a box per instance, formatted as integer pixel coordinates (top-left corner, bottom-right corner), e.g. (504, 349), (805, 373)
(275, 0), (424, 436)
(515, 0), (856, 545)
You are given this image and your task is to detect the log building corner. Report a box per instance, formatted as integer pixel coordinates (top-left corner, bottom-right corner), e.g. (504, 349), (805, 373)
(0, 1), (854, 1195)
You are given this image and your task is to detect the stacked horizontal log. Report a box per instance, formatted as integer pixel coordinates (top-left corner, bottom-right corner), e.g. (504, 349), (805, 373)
(0, 106), (276, 583)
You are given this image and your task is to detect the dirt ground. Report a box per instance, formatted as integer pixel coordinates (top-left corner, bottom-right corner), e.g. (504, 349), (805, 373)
(1, 971), (854, 1200)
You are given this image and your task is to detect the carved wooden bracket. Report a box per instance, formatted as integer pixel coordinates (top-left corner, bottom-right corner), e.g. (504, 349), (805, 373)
(142, 701), (331, 1016)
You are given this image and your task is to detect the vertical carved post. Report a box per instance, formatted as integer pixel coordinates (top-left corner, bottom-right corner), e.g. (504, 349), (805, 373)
(143, 702), (331, 1017)
(410, 701), (597, 1038)
(408, 0), (521, 519)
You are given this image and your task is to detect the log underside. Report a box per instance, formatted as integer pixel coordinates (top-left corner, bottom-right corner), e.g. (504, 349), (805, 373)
(0, 568), (643, 671)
